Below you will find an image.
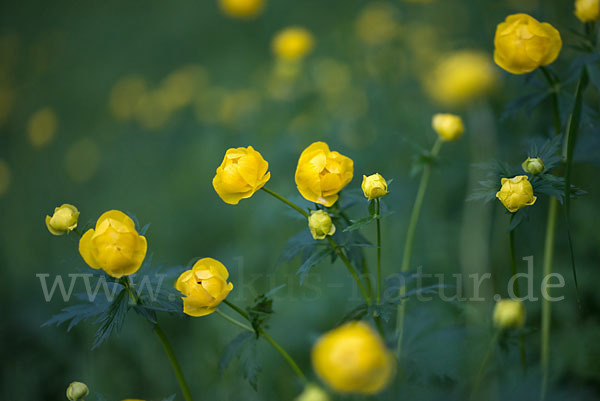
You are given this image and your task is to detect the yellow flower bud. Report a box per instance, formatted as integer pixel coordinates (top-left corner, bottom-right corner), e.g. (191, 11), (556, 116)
(79, 210), (148, 278)
(219, 0), (264, 19)
(272, 27), (314, 62)
(212, 146), (271, 205)
(521, 157), (545, 175)
(494, 14), (562, 75)
(295, 142), (354, 207)
(308, 210), (336, 240)
(45, 204), (79, 236)
(495, 175), (537, 213)
(66, 381), (89, 401)
(361, 173), (388, 200)
(311, 322), (395, 394)
(575, 0), (600, 22)
(295, 384), (330, 401)
(175, 258), (233, 317)
(493, 299), (525, 329)
(432, 113), (464, 141)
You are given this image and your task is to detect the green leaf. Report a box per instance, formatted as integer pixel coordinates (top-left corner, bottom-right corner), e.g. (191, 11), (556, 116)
(296, 247), (332, 285)
(161, 395), (176, 401)
(242, 341), (261, 391)
(278, 230), (318, 266)
(218, 331), (254, 376)
(343, 215), (375, 232)
(507, 208), (529, 232)
(42, 301), (109, 331)
(338, 304), (369, 325)
(501, 90), (551, 121)
(92, 289), (129, 349)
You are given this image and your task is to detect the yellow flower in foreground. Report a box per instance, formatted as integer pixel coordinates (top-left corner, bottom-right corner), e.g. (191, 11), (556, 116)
(66, 382), (89, 401)
(79, 210), (147, 278)
(494, 14), (562, 75)
(272, 27), (314, 61)
(45, 204), (79, 236)
(521, 157), (545, 175)
(295, 383), (330, 401)
(312, 321), (395, 394)
(432, 113), (464, 141)
(219, 0), (264, 19)
(361, 173), (388, 200)
(308, 210), (336, 240)
(295, 142), (353, 207)
(575, 0), (600, 22)
(175, 258), (233, 317)
(496, 175), (537, 213)
(212, 146), (271, 205)
(493, 299), (525, 329)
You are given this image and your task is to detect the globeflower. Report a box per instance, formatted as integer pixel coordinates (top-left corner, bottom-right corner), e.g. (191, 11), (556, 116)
(66, 382), (89, 401)
(575, 0), (600, 22)
(295, 383), (330, 401)
(212, 146), (271, 205)
(308, 210), (336, 240)
(295, 142), (353, 207)
(432, 113), (464, 141)
(494, 14), (562, 75)
(521, 157), (545, 175)
(272, 27), (314, 62)
(493, 299), (525, 329)
(311, 321), (395, 394)
(496, 175), (537, 213)
(79, 210), (148, 278)
(361, 173), (388, 201)
(175, 258), (233, 317)
(45, 204), (79, 236)
(219, 0), (264, 19)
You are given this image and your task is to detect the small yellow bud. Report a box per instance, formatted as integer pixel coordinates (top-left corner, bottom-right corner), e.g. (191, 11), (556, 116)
(45, 204), (79, 236)
(432, 113), (464, 141)
(66, 381), (89, 401)
(219, 0), (265, 19)
(361, 173), (388, 201)
(295, 383), (330, 401)
(272, 27), (314, 62)
(495, 175), (537, 213)
(308, 210), (336, 240)
(493, 299), (525, 329)
(521, 157), (545, 175)
(575, 0), (600, 23)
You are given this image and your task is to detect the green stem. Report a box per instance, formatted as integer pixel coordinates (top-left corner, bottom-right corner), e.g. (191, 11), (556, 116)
(261, 187), (308, 217)
(508, 219), (526, 371)
(216, 308), (254, 332)
(470, 329), (502, 401)
(395, 138), (443, 357)
(376, 198), (382, 305)
(540, 67), (561, 136)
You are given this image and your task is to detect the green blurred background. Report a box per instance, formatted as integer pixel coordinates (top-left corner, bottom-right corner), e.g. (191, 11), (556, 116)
(1, 0), (599, 400)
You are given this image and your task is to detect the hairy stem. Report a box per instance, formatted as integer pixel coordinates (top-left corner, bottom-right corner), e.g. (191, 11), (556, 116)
(508, 219), (526, 371)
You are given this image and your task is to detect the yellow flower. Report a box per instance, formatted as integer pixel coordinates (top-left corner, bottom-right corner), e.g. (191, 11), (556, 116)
(521, 157), (545, 175)
(425, 51), (497, 106)
(219, 0), (264, 19)
(45, 204), (79, 236)
(575, 0), (600, 22)
(175, 258), (233, 317)
(212, 146), (271, 205)
(308, 210), (336, 240)
(361, 173), (388, 200)
(272, 27), (314, 62)
(493, 299), (525, 329)
(311, 321), (395, 394)
(295, 383), (330, 401)
(295, 142), (354, 207)
(66, 382), (89, 401)
(432, 113), (464, 141)
(79, 210), (148, 278)
(494, 14), (562, 75)
(496, 175), (537, 213)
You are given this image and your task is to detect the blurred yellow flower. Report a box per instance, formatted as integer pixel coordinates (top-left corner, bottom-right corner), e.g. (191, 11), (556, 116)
(158, 65), (209, 112)
(308, 210), (336, 240)
(272, 27), (314, 62)
(0, 159), (11, 198)
(109, 75), (148, 120)
(27, 107), (58, 148)
(219, 0), (265, 19)
(66, 381), (89, 401)
(79, 210), (148, 278)
(295, 142), (353, 207)
(425, 51), (497, 106)
(312, 321), (395, 394)
(45, 204), (79, 236)
(361, 173), (388, 201)
(432, 113), (464, 141)
(313, 59), (351, 97)
(355, 2), (400, 46)
(295, 383), (330, 401)
(575, 0), (600, 22)
(494, 14), (562, 75)
(522, 157), (545, 175)
(175, 258), (233, 317)
(496, 175), (537, 213)
(64, 138), (101, 183)
(493, 299), (525, 329)
(213, 146), (270, 205)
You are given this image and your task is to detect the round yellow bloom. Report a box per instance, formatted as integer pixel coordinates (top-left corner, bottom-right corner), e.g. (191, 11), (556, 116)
(295, 383), (330, 401)
(432, 113), (464, 141)
(493, 299), (525, 329)
(494, 14), (562, 75)
(66, 382), (89, 401)
(219, 0), (264, 18)
(521, 156), (545, 175)
(426, 51), (497, 106)
(312, 322), (395, 394)
(575, 0), (600, 22)
(45, 204), (79, 236)
(175, 258), (233, 317)
(361, 173), (388, 200)
(295, 142), (353, 207)
(272, 27), (314, 62)
(496, 175), (537, 213)
(27, 107), (58, 148)
(308, 210), (336, 240)
(79, 210), (148, 278)
(212, 146), (271, 205)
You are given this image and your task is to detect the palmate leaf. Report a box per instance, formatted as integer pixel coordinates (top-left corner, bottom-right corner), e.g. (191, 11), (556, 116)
(527, 134), (563, 172)
(501, 89), (551, 121)
(218, 331), (261, 391)
(218, 331), (254, 376)
(92, 288), (129, 349)
(278, 230), (319, 266)
(296, 247), (332, 285)
(42, 300), (109, 331)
